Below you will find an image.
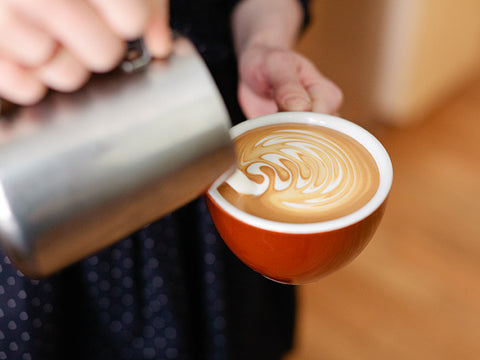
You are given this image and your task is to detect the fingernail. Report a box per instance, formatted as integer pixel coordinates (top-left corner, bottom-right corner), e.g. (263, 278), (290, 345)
(283, 97), (312, 112)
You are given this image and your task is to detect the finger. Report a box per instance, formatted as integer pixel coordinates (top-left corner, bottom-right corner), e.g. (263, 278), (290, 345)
(299, 60), (343, 114)
(0, 56), (47, 105)
(8, 0), (125, 73)
(238, 81), (278, 119)
(0, 3), (57, 67)
(265, 51), (312, 112)
(143, 0), (172, 58)
(88, 0), (149, 39)
(35, 47), (91, 92)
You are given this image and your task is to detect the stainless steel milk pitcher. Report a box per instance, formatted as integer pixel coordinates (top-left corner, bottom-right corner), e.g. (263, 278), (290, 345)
(0, 37), (236, 277)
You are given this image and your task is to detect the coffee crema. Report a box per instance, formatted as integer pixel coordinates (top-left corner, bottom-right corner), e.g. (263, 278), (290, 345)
(217, 123), (380, 223)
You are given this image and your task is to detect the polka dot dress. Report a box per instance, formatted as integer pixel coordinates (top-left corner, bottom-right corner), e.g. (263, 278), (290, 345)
(0, 198), (295, 360)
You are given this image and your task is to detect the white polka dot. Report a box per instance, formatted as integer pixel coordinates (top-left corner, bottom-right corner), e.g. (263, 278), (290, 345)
(158, 294), (168, 306)
(7, 298), (16, 308)
(205, 271), (215, 284)
(43, 303), (53, 313)
(123, 239), (133, 249)
(121, 294), (133, 306)
(147, 258), (159, 269)
(32, 318), (42, 328)
(109, 320), (122, 333)
(3, 256), (11, 264)
(9, 342), (18, 351)
(204, 252), (215, 265)
(205, 233), (216, 245)
(144, 237), (154, 249)
(29, 279), (39, 286)
(16, 270), (24, 278)
(0, 351), (6, 360)
(154, 336), (167, 348)
(6, 276), (16, 286)
(99, 297), (110, 309)
(150, 300), (161, 312)
(143, 348), (156, 359)
(214, 316), (226, 330)
(165, 327), (176, 339)
(19, 311), (29, 321)
(121, 312), (134, 324)
(8, 321), (17, 330)
(122, 276), (134, 288)
(152, 276), (164, 288)
(87, 271), (99, 282)
(0, 285), (5, 295)
(18, 290), (27, 299)
(88, 256), (99, 266)
(0, 263), (2, 271)
(0, 308), (4, 318)
(122, 257), (134, 269)
(22, 354), (32, 360)
(21, 332), (30, 342)
(152, 317), (165, 329)
(0, 330), (4, 340)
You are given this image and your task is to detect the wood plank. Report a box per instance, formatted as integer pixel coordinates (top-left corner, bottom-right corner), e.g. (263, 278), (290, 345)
(285, 73), (480, 360)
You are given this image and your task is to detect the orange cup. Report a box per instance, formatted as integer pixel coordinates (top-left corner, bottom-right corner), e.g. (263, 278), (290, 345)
(206, 112), (393, 284)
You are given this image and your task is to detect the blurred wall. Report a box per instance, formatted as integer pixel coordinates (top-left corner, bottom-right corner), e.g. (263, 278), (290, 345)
(297, 0), (480, 128)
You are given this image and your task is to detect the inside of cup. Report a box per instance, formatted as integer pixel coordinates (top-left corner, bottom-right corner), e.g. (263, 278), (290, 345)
(208, 112), (393, 234)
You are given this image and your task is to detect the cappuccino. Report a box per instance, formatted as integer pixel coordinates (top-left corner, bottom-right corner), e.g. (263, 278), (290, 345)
(217, 123), (380, 223)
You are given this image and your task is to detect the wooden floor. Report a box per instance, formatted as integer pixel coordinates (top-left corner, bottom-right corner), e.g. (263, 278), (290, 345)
(285, 73), (480, 360)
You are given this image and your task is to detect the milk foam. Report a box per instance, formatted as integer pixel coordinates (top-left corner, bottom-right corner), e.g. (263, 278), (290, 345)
(218, 123), (380, 223)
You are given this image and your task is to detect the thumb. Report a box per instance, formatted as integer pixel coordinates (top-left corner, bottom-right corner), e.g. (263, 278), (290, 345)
(143, 0), (172, 58)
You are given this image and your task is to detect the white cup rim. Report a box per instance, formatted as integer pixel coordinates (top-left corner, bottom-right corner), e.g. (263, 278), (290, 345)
(208, 112), (393, 234)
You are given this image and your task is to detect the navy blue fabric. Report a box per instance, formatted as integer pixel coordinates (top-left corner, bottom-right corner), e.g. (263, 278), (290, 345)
(0, 199), (296, 360)
(0, 1), (311, 359)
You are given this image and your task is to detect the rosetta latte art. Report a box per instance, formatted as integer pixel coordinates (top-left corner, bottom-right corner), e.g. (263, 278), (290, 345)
(218, 123), (380, 223)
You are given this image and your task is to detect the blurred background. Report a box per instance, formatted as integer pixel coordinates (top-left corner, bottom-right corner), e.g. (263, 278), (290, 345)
(286, 0), (480, 359)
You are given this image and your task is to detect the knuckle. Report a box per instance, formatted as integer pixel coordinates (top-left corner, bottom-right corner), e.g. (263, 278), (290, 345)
(26, 40), (58, 67)
(60, 70), (90, 92)
(18, 86), (47, 105)
(87, 42), (125, 73)
(3, 84), (47, 106)
(36, 49), (92, 92)
(118, 8), (148, 39)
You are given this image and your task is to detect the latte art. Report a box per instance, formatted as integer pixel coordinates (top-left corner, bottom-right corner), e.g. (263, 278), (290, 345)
(218, 123), (380, 223)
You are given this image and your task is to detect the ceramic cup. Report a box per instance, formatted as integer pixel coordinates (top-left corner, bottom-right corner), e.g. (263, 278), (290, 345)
(206, 112), (393, 284)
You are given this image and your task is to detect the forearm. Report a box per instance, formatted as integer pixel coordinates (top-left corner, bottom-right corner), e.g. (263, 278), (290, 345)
(231, 0), (305, 55)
